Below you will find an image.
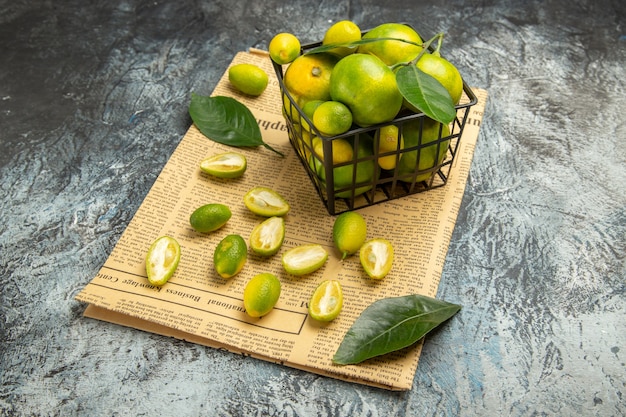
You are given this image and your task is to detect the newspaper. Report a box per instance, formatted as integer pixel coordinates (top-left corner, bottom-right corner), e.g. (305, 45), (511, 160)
(75, 49), (488, 391)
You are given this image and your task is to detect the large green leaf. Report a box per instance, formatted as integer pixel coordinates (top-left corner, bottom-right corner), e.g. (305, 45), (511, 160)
(332, 294), (461, 365)
(395, 65), (456, 125)
(189, 94), (283, 156)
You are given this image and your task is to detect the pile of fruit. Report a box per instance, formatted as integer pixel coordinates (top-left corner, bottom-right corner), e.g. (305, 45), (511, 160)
(145, 156), (395, 322)
(269, 21), (465, 202)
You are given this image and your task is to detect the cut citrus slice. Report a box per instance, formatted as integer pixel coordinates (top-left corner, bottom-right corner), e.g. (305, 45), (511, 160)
(249, 216), (285, 256)
(282, 244), (328, 276)
(308, 280), (343, 322)
(145, 236), (181, 286)
(200, 152), (247, 178)
(243, 187), (290, 217)
(359, 238), (394, 279)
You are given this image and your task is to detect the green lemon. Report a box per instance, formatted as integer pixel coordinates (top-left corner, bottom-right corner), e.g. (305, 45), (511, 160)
(397, 118), (451, 183)
(228, 63), (269, 96)
(145, 236), (181, 286)
(322, 20), (362, 58)
(243, 273), (281, 317)
(300, 99), (325, 131)
(282, 244), (329, 276)
(332, 211), (367, 260)
(359, 238), (394, 279)
(269, 32), (301, 65)
(329, 53), (403, 127)
(376, 125), (404, 170)
(416, 52), (464, 105)
(189, 203), (232, 233)
(313, 135), (376, 198)
(308, 280), (343, 322)
(213, 234), (247, 279)
(249, 216), (285, 256)
(312, 136), (354, 165)
(356, 23), (423, 66)
(243, 187), (290, 217)
(200, 152), (247, 179)
(312, 100), (353, 136)
(283, 53), (338, 108)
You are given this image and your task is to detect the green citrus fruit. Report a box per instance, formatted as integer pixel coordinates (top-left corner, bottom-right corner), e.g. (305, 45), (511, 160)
(312, 136), (354, 165)
(282, 244), (329, 276)
(283, 53), (338, 107)
(300, 99), (325, 131)
(313, 135), (376, 198)
(376, 125), (404, 170)
(357, 23), (423, 66)
(269, 32), (301, 65)
(312, 101), (353, 136)
(249, 216), (285, 256)
(189, 203), (232, 233)
(200, 152), (247, 179)
(322, 20), (362, 58)
(415, 52), (464, 105)
(397, 118), (451, 183)
(359, 238), (394, 279)
(332, 211), (367, 260)
(308, 280), (343, 322)
(213, 234), (247, 279)
(228, 63), (269, 96)
(329, 53), (403, 127)
(243, 187), (290, 217)
(145, 236), (181, 286)
(243, 273), (281, 317)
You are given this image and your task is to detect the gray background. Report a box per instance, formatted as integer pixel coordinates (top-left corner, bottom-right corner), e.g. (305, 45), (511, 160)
(1, 0), (624, 416)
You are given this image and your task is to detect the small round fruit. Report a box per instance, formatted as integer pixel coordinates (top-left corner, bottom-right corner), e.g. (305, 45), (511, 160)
(332, 211), (367, 260)
(189, 203), (232, 233)
(228, 63), (269, 96)
(376, 125), (404, 170)
(243, 187), (290, 217)
(312, 137), (354, 165)
(312, 135), (377, 198)
(357, 23), (423, 66)
(200, 152), (247, 179)
(269, 32), (301, 65)
(145, 236), (181, 286)
(322, 20), (362, 58)
(249, 216), (285, 256)
(283, 53), (339, 107)
(282, 244), (328, 276)
(243, 273), (281, 317)
(359, 238), (394, 279)
(312, 101), (353, 136)
(329, 53), (403, 127)
(308, 280), (343, 322)
(416, 52), (464, 104)
(300, 99), (325, 131)
(397, 118), (451, 183)
(213, 234), (247, 279)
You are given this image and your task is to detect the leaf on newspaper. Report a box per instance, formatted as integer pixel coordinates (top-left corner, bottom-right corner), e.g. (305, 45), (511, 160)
(189, 94), (284, 157)
(395, 65), (456, 125)
(332, 294), (461, 365)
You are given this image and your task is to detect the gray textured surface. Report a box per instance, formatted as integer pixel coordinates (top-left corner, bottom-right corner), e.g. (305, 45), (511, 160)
(1, 0), (625, 415)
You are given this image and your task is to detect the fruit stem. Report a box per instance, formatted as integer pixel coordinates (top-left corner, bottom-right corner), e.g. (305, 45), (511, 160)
(263, 143), (285, 157)
(389, 32), (445, 71)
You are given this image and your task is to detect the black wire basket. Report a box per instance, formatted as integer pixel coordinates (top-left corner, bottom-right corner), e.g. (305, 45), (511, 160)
(272, 33), (477, 215)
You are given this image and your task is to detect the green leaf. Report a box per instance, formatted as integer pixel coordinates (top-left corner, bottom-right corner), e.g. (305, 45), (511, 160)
(332, 294), (461, 365)
(189, 93), (283, 157)
(395, 65), (456, 125)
